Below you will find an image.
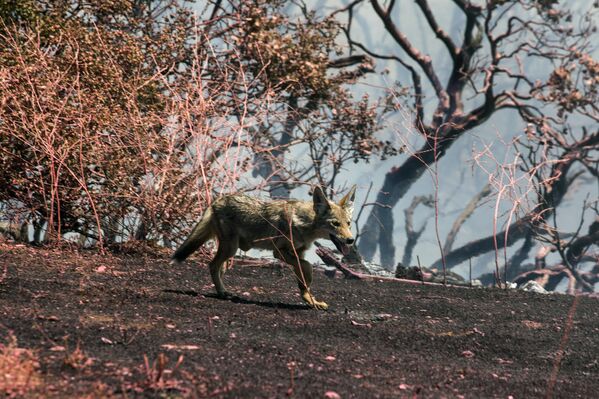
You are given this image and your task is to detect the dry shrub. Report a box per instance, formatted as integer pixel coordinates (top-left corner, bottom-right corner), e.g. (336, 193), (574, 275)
(0, 1), (392, 249)
(62, 341), (93, 371)
(0, 9), (266, 247)
(0, 334), (42, 397)
(119, 353), (189, 395)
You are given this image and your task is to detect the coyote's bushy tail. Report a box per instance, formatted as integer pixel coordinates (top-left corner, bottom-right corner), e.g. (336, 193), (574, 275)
(171, 207), (214, 263)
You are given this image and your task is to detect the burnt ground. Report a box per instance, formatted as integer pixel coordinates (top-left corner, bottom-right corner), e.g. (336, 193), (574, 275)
(0, 242), (598, 398)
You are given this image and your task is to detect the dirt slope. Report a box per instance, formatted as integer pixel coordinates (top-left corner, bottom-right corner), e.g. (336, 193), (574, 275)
(0, 243), (598, 398)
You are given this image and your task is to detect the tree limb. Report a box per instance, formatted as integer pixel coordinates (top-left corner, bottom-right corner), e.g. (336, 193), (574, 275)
(402, 195), (434, 266)
(370, 0), (449, 117)
(414, 0), (458, 62)
(443, 183), (492, 254)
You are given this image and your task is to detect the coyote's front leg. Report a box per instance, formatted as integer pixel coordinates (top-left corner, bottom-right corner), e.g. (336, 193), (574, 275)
(276, 249), (328, 310)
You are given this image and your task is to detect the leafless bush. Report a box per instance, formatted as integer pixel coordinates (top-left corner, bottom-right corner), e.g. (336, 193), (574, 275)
(0, 22), (264, 247)
(1, 1), (392, 248)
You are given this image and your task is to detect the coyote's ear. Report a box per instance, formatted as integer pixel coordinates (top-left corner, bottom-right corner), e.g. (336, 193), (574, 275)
(338, 185), (357, 210)
(313, 186), (330, 215)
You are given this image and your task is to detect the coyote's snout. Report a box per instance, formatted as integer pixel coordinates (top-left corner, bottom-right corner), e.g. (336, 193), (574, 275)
(171, 185), (357, 310)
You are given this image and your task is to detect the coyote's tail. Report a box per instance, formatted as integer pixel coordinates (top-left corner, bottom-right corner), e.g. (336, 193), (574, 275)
(171, 207), (214, 263)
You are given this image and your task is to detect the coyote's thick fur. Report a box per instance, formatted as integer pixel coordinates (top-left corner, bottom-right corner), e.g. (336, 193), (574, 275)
(172, 186), (356, 310)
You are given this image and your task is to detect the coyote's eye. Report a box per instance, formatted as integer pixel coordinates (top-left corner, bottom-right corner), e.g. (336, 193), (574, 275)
(330, 220), (341, 227)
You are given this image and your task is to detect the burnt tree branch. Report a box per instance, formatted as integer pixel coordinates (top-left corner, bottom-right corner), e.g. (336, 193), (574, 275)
(443, 183), (492, 254)
(402, 195), (434, 266)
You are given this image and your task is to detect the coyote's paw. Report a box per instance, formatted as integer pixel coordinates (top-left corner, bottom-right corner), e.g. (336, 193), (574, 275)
(216, 290), (234, 299)
(302, 291), (328, 310)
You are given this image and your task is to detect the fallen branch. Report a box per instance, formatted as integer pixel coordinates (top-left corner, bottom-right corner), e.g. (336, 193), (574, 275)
(314, 244), (363, 280)
(314, 243), (472, 288)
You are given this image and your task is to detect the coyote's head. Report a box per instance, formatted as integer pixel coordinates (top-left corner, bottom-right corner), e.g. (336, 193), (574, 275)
(313, 185), (357, 255)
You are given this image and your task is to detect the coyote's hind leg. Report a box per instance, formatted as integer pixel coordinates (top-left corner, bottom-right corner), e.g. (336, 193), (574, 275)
(209, 236), (239, 298)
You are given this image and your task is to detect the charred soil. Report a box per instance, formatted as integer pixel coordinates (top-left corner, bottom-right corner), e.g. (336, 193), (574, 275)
(1, 243), (598, 398)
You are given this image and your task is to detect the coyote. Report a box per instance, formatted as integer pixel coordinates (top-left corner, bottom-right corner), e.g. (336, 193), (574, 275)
(171, 185), (357, 310)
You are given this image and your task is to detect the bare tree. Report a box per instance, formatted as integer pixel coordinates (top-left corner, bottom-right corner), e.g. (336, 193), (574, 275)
(432, 35), (599, 289)
(333, 0), (596, 267)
